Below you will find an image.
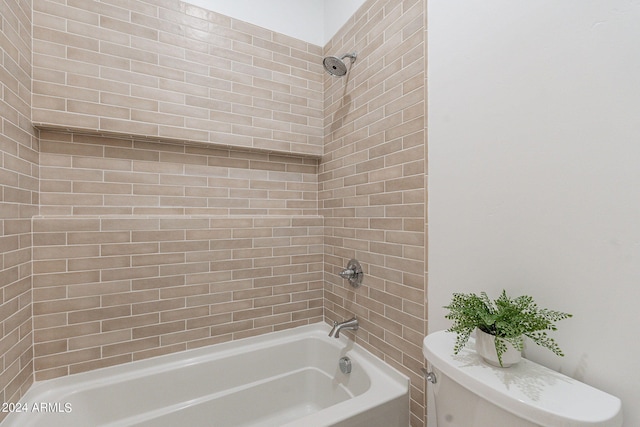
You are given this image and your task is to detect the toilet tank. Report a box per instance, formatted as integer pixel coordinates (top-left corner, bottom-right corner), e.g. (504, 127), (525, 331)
(423, 331), (622, 427)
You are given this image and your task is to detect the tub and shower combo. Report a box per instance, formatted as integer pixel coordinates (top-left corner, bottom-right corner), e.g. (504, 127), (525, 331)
(1, 323), (410, 427)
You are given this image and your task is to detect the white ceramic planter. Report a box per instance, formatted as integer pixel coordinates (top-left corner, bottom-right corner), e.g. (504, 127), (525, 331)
(475, 328), (521, 367)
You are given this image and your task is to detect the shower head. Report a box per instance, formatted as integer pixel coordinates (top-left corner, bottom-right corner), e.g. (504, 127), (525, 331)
(323, 52), (357, 77)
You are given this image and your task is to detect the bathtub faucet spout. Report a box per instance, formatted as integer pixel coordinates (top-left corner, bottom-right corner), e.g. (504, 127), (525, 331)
(329, 317), (359, 338)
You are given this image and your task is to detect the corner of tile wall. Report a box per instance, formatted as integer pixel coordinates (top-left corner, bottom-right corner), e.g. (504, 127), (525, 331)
(321, 0), (427, 425)
(0, 0), (38, 418)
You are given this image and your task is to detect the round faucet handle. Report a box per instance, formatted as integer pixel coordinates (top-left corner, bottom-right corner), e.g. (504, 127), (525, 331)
(339, 269), (355, 279)
(338, 259), (363, 287)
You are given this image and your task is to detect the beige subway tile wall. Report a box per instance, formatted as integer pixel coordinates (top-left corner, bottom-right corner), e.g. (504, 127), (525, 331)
(32, 213), (323, 380)
(0, 0), (38, 411)
(34, 131), (323, 379)
(38, 131), (319, 217)
(322, 0), (427, 426)
(32, 0), (324, 156)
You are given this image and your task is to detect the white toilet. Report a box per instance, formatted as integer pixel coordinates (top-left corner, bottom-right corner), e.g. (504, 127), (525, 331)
(423, 331), (623, 427)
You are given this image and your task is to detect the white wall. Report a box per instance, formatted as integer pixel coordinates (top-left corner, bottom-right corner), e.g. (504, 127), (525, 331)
(428, 0), (640, 425)
(324, 0), (368, 45)
(182, 0), (366, 46)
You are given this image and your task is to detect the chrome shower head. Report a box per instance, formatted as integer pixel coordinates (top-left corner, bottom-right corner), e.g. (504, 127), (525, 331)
(323, 52), (357, 77)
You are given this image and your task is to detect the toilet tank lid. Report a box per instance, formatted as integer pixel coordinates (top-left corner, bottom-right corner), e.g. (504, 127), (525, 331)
(423, 330), (623, 427)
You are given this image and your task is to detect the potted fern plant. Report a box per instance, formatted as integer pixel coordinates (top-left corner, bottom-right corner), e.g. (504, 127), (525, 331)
(444, 290), (572, 367)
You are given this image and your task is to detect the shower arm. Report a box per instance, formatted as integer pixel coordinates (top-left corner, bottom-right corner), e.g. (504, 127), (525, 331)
(339, 53), (357, 62)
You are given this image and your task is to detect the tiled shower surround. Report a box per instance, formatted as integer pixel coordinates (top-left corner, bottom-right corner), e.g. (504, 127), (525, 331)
(1, 0), (427, 425)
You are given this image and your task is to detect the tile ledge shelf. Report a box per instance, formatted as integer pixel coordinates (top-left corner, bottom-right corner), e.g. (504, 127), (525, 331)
(33, 123), (323, 160)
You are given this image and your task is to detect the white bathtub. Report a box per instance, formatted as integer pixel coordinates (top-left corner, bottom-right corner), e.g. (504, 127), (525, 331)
(1, 323), (410, 427)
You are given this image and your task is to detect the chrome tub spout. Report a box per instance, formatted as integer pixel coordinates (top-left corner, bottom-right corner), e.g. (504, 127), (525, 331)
(329, 317), (359, 338)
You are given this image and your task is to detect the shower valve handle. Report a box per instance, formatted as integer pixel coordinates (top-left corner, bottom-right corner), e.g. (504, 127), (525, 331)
(338, 259), (363, 288)
(339, 269), (356, 279)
